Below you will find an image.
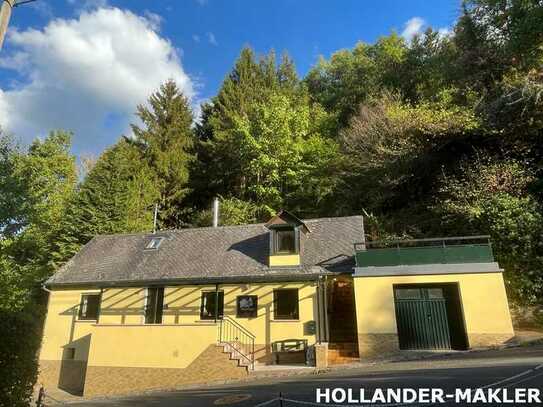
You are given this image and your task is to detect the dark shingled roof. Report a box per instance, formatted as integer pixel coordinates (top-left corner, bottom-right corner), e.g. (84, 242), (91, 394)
(47, 216), (365, 287)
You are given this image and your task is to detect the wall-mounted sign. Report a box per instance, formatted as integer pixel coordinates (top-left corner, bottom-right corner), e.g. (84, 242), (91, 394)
(236, 295), (258, 318)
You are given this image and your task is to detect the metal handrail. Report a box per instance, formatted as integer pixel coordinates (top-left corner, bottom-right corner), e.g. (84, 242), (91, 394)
(218, 316), (255, 370)
(354, 235), (491, 251)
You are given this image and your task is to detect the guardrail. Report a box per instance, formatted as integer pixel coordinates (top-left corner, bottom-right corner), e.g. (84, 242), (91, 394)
(354, 236), (494, 267)
(218, 316), (255, 370)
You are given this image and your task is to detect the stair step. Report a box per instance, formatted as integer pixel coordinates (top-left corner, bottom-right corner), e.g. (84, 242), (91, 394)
(218, 343), (253, 370)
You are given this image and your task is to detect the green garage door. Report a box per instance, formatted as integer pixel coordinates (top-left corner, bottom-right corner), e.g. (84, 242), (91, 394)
(394, 286), (451, 350)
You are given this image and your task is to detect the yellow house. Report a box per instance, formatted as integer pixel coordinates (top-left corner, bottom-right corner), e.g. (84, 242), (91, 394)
(38, 211), (514, 397)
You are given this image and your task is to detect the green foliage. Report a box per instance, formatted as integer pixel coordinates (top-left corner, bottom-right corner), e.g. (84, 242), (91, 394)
(192, 47), (340, 218)
(131, 79), (195, 229)
(192, 197), (260, 226)
(221, 91), (340, 215)
(2, 4), (543, 402)
(53, 139), (159, 263)
(436, 158), (543, 303)
(305, 32), (458, 131)
(0, 131), (77, 406)
(340, 92), (479, 212)
(0, 302), (45, 407)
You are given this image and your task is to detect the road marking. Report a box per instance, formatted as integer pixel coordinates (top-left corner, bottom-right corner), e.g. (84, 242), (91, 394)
(481, 363), (543, 389)
(253, 398), (279, 407)
(214, 394), (252, 405)
(250, 363), (543, 407)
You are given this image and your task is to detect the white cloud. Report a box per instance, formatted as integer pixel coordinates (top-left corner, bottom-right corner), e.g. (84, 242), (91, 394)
(192, 34), (200, 43)
(143, 10), (163, 31)
(401, 17), (425, 41)
(438, 27), (452, 38)
(195, 0), (208, 6)
(207, 32), (217, 46)
(67, 0), (109, 12)
(0, 7), (194, 153)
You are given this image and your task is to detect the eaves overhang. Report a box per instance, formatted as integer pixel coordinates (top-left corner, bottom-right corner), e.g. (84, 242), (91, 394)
(45, 272), (330, 289)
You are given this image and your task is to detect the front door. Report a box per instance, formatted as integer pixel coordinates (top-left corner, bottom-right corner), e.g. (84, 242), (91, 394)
(328, 276), (358, 343)
(394, 285), (452, 350)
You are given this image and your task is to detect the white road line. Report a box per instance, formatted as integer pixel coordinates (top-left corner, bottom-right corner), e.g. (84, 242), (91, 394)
(252, 397), (279, 407)
(502, 370), (543, 388)
(481, 363), (543, 389)
(251, 363), (543, 407)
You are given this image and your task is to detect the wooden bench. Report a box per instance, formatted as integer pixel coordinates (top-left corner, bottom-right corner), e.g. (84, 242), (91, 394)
(272, 339), (308, 365)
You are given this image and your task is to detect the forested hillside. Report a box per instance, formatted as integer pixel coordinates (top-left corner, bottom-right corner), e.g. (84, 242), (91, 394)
(1, 1), (542, 404)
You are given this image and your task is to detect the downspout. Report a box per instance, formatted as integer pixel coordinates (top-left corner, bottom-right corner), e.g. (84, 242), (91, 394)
(214, 283), (219, 323)
(317, 277), (323, 344)
(323, 275), (329, 342)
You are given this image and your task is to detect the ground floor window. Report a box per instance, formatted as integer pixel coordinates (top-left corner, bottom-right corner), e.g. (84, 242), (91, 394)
(273, 289), (299, 320)
(201, 291), (224, 320)
(78, 293), (100, 321)
(145, 287), (164, 324)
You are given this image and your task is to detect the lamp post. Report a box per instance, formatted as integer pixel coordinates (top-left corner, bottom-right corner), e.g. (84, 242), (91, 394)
(0, 0), (37, 50)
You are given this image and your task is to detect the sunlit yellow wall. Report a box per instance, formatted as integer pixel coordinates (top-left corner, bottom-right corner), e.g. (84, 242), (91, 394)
(269, 254), (301, 267)
(39, 288), (100, 361)
(87, 324), (217, 368)
(40, 282), (318, 367)
(99, 288), (145, 324)
(162, 282), (317, 344)
(353, 272), (514, 337)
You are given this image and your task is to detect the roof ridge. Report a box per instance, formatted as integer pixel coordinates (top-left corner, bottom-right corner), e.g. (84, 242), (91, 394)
(91, 215), (364, 239)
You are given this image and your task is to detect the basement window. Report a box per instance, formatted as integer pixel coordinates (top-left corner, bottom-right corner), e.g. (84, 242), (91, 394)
(78, 294), (100, 321)
(145, 237), (164, 250)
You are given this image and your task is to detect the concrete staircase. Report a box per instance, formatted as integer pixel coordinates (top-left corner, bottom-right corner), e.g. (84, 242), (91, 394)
(327, 342), (360, 365)
(218, 341), (253, 372)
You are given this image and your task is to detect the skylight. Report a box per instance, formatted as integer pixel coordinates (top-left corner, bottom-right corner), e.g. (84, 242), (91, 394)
(145, 237), (164, 250)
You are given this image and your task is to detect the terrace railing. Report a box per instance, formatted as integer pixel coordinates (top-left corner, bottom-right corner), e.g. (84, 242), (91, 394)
(354, 235), (494, 267)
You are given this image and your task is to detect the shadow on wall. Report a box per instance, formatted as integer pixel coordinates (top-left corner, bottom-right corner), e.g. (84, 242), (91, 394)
(58, 334), (91, 396)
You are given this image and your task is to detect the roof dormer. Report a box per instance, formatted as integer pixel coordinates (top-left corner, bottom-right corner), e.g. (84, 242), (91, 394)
(265, 210), (310, 267)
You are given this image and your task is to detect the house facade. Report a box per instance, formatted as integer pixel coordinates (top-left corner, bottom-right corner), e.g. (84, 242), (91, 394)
(38, 211), (515, 397)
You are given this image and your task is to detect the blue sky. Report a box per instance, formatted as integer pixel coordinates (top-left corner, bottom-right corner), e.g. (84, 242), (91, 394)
(0, 0), (460, 156)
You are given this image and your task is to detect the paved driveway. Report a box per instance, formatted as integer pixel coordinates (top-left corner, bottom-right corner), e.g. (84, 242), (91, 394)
(48, 346), (543, 407)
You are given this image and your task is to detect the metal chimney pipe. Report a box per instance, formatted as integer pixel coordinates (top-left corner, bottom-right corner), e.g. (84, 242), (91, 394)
(212, 197), (219, 227)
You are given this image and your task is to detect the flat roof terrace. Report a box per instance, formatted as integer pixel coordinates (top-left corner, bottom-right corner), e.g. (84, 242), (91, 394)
(354, 236), (495, 268)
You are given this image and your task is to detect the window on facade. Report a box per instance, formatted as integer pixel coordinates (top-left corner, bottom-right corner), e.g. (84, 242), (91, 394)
(274, 228), (296, 254)
(145, 237), (163, 250)
(273, 289), (299, 320)
(200, 291), (224, 320)
(78, 294), (100, 320)
(236, 295), (258, 318)
(395, 288), (422, 300)
(145, 287), (164, 324)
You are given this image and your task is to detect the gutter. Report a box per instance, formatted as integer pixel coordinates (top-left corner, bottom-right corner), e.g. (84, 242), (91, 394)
(44, 272), (331, 290)
(41, 283), (52, 293)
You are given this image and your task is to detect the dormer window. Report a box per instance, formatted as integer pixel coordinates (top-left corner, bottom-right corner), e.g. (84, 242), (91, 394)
(273, 227), (298, 255)
(265, 210), (309, 267)
(145, 237), (163, 250)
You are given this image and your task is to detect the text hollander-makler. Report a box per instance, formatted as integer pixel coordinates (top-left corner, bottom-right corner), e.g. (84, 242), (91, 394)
(316, 387), (542, 405)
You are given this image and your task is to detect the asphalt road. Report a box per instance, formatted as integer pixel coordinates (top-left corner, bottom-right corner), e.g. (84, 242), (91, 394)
(55, 346), (543, 407)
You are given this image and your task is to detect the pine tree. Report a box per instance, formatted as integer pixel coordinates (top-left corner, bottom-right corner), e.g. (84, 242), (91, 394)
(191, 47), (305, 207)
(53, 140), (159, 263)
(130, 79), (195, 229)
